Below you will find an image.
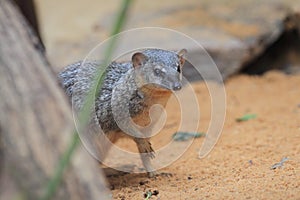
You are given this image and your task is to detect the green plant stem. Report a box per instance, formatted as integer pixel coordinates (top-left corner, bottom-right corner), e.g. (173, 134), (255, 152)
(41, 133), (80, 200)
(40, 0), (132, 199)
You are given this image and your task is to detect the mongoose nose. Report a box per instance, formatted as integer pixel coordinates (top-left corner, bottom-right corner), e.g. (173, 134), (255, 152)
(173, 82), (182, 91)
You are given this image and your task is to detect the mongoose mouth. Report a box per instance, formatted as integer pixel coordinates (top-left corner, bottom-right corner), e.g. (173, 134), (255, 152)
(142, 83), (173, 92)
(151, 83), (182, 91)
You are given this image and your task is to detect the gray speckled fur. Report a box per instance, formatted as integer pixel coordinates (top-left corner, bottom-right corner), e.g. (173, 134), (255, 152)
(58, 48), (185, 176)
(58, 49), (182, 133)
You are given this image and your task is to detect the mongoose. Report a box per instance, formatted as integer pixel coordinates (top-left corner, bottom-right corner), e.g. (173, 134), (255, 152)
(58, 48), (187, 177)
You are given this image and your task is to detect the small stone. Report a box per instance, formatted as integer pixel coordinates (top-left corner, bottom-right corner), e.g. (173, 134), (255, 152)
(152, 190), (159, 196)
(139, 180), (148, 185)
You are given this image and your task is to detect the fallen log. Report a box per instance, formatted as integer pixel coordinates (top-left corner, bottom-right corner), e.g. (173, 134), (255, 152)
(0, 0), (109, 199)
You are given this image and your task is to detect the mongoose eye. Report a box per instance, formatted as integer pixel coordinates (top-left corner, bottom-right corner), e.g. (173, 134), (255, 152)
(154, 68), (165, 77)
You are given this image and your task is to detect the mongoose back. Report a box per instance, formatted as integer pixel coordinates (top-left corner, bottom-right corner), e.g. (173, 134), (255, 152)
(59, 48), (187, 177)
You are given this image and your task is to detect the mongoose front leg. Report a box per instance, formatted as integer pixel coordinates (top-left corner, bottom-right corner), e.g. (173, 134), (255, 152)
(133, 138), (157, 177)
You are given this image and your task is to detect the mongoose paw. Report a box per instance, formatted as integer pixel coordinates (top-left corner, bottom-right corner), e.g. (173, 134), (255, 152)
(159, 172), (173, 177)
(148, 151), (155, 159)
(147, 171), (173, 178)
(147, 170), (158, 178)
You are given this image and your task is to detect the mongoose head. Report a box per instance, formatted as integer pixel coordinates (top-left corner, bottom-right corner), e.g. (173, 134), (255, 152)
(132, 49), (187, 91)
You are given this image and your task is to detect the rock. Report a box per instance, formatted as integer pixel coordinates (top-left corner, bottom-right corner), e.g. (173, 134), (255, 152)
(36, 0), (300, 80)
(241, 12), (300, 76)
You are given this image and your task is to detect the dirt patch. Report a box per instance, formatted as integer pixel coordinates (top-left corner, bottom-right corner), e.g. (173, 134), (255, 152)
(108, 71), (300, 199)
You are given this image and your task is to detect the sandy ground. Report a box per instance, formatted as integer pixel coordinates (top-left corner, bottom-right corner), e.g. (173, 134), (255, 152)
(107, 71), (300, 199)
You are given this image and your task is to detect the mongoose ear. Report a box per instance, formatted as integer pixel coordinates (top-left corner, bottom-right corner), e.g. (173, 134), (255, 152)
(177, 49), (187, 66)
(132, 52), (147, 68)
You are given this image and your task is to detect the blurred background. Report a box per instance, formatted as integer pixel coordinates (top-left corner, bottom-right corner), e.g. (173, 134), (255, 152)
(34, 0), (300, 77)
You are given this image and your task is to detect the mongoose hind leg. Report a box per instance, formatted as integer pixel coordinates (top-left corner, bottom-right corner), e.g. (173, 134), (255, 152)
(133, 138), (157, 177)
(95, 131), (120, 162)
